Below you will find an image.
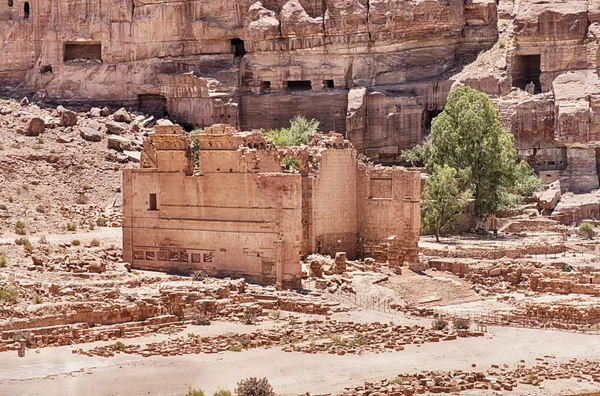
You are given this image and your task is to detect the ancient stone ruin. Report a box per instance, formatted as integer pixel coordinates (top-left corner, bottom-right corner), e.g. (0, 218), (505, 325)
(5, 1), (600, 395)
(123, 124), (420, 288)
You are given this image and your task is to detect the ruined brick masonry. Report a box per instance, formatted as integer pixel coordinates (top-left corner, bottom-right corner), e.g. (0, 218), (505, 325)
(122, 125), (421, 288)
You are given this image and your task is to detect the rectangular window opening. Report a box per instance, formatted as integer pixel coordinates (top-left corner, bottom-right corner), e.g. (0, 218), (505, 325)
(325, 80), (334, 89)
(146, 251), (155, 261)
(512, 55), (542, 94)
(287, 80), (312, 91)
(203, 253), (213, 263)
(149, 193), (158, 211)
(64, 42), (102, 63)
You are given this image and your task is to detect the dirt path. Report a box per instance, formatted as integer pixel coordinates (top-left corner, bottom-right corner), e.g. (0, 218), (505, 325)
(2, 325), (600, 396)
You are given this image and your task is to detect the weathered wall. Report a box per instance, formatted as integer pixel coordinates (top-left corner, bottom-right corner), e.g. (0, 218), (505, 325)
(309, 149), (358, 258)
(357, 166), (421, 265)
(124, 128), (303, 289)
(124, 125), (421, 287)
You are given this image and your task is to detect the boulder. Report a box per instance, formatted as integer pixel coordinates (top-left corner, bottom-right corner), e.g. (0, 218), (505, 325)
(105, 121), (126, 135)
(17, 117), (45, 136)
(113, 108), (132, 123)
(88, 261), (106, 274)
(88, 107), (102, 117)
(123, 150), (141, 163)
(57, 105), (78, 127)
(0, 107), (12, 115)
(107, 135), (137, 152)
(56, 134), (74, 143)
(100, 107), (111, 117)
(536, 181), (561, 211)
(80, 127), (102, 142)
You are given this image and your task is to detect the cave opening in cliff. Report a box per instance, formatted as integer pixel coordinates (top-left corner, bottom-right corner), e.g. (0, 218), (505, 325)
(422, 109), (442, 139)
(24, 2), (29, 18)
(138, 94), (168, 119)
(231, 38), (246, 57)
(64, 43), (102, 62)
(325, 80), (335, 89)
(512, 55), (542, 94)
(260, 81), (271, 93)
(8, 0), (13, 7)
(287, 80), (312, 91)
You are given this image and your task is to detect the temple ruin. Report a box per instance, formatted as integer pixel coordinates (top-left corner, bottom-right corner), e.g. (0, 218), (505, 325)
(122, 124), (421, 289)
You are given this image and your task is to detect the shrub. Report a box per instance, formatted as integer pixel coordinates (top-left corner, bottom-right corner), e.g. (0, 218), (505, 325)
(498, 37), (507, 49)
(453, 318), (471, 330)
(71, 240), (81, 246)
(14, 237), (28, 246)
(235, 377), (275, 396)
(213, 390), (232, 396)
(282, 156), (299, 171)
(114, 341), (126, 351)
(269, 310), (281, 319)
(578, 222), (594, 240)
(14, 238), (33, 253)
(90, 239), (100, 247)
(0, 254), (7, 268)
(563, 264), (573, 273)
(75, 194), (89, 205)
(191, 270), (208, 281)
(67, 223), (77, 231)
(192, 313), (211, 326)
(243, 313), (256, 325)
(96, 217), (108, 227)
(33, 295), (43, 304)
(8, 197), (14, 203)
(240, 337), (251, 349)
(0, 288), (19, 304)
(11, 331), (32, 347)
(82, 184), (92, 191)
(183, 388), (205, 396)
(431, 319), (448, 331)
(89, 222), (95, 230)
(263, 115), (319, 147)
(15, 220), (26, 235)
(229, 345), (243, 352)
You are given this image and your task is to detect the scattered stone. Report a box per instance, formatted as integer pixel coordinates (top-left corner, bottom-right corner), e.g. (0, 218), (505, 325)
(80, 127), (103, 142)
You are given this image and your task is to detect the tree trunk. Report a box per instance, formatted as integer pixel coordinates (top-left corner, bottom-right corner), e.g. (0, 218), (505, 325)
(435, 229), (441, 243)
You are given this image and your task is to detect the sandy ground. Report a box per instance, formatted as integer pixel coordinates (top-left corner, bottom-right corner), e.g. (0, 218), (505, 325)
(2, 323), (600, 396)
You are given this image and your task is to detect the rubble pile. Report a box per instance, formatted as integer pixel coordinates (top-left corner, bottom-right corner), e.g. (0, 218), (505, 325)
(78, 319), (483, 359)
(336, 358), (600, 395)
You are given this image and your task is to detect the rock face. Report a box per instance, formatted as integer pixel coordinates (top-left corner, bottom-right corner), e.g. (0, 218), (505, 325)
(3, 1), (600, 192)
(0, 0), (497, 162)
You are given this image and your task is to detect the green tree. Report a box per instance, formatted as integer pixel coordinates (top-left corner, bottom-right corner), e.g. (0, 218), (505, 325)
(426, 86), (539, 225)
(263, 115), (319, 146)
(422, 165), (471, 242)
(400, 144), (426, 167)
